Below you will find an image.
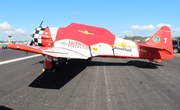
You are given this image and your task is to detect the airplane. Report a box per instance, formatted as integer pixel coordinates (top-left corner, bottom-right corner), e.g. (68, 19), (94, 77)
(8, 22), (173, 71)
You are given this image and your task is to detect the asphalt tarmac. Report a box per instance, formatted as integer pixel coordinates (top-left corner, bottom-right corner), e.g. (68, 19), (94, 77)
(0, 49), (180, 110)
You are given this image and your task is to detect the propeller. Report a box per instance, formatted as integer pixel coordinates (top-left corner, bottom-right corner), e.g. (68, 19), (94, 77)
(39, 21), (43, 27)
(29, 21), (44, 46)
(26, 21), (44, 54)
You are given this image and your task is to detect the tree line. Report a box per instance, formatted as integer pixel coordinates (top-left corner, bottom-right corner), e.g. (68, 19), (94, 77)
(1, 36), (180, 43)
(124, 36), (180, 42)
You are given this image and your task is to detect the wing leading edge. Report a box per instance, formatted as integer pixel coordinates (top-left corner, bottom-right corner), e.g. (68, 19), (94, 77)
(8, 44), (89, 59)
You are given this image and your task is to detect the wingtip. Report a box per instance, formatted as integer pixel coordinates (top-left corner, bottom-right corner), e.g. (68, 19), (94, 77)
(7, 44), (16, 49)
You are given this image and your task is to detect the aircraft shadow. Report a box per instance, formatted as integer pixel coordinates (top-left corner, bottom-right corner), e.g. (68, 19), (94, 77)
(29, 59), (91, 89)
(0, 106), (13, 110)
(29, 58), (162, 89)
(89, 60), (162, 69)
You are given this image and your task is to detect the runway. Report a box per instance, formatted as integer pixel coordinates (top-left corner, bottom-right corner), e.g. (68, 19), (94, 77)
(0, 50), (180, 110)
(0, 49), (36, 62)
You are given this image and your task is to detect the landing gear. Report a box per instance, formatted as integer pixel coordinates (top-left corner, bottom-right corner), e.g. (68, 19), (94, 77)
(148, 59), (154, 68)
(43, 60), (55, 70)
(148, 62), (153, 68)
(42, 57), (68, 72)
(42, 56), (56, 72)
(58, 58), (67, 64)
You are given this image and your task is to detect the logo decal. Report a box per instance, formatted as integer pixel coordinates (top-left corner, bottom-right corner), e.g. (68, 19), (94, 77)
(113, 42), (136, 52)
(115, 42), (136, 48)
(92, 47), (98, 51)
(78, 30), (94, 35)
(59, 41), (89, 50)
(153, 36), (160, 43)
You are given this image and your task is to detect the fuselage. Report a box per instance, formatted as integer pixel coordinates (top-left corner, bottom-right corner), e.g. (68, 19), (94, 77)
(53, 37), (140, 59)
(32, 26), (140, 59)
(31, 23), (173, 60)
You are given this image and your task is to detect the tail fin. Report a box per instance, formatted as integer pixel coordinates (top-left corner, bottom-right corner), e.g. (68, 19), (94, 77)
(145, 26), (173, 59)
(145, 26), (173, 53)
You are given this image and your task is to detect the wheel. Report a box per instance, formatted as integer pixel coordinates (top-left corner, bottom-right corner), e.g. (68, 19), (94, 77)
(173, 48), (179, 53)
(148, 62), (153, 68)
(43, 60), (55, 70)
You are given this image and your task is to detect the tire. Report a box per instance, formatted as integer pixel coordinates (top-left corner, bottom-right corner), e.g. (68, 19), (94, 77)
(173, 48), (179, 53)
(43, 60), (55, 70)
(148, 62), (153, 68)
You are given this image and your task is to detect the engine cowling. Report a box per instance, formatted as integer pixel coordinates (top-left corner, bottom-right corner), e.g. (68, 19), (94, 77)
(31, 26), (53, 47)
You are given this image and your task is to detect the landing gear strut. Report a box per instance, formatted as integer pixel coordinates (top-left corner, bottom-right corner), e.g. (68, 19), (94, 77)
(148, 59), (154, 68)
(58, 58), (67, 64)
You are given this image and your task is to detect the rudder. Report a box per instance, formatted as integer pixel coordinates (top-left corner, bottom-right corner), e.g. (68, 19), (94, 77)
(144, 26), (173, 60)
(145, 26), (173, 54)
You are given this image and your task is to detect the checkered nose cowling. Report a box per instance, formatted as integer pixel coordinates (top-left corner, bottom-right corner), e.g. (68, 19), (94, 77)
(31, 26), (47, 46)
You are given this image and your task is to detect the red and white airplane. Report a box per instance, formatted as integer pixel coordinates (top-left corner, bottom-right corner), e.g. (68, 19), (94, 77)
(8, 22), (173, 71)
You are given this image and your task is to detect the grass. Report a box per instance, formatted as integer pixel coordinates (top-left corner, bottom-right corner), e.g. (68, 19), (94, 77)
(174, 53), (180, 57)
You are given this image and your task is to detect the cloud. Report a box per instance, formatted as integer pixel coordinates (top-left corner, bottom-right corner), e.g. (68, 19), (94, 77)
(0, 21), (29, 40)
(131, 24), (155, 30)
(0, 22), (13, 31)
(176, 27), (180, 31)
(117, 23), (179, 37)
(1, 28), (26, 36)
(171, 27), (180, 37)
(156, 23), (171, 28)
(131, 23), (171, 31)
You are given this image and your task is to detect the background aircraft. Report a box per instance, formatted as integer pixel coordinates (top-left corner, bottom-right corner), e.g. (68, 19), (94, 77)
(8, 22), (173, 71)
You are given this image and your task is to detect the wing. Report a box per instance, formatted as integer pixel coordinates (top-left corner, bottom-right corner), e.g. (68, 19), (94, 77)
(138, 43), (163, 49)
(8, 44), (89, 59)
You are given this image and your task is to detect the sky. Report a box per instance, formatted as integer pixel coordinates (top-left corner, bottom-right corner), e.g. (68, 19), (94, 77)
(0, 0), (180, 41)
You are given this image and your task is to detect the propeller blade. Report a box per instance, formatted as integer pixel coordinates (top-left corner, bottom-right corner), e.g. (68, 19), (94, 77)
(29, 40), (34, 46)
(39, 21), (43, 27)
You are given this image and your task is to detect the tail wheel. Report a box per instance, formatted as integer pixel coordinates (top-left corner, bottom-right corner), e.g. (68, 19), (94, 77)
(148, 62), (153, 68)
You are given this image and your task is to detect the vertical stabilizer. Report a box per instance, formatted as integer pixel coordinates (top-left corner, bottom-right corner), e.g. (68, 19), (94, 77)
(145, 26), (173, 54)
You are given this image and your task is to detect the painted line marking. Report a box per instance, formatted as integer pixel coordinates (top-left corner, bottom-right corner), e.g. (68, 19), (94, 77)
(0, 54), (41, 65)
